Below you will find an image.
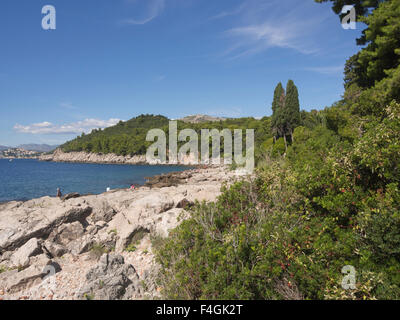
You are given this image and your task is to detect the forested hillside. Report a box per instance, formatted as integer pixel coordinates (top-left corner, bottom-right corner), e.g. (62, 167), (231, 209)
(61, 115), (169, 155)
(60, 114), (273, 159)
(153, 0), (400, 300)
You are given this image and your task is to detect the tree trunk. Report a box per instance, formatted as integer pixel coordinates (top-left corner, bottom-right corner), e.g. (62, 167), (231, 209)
(284, 135), (287, 151)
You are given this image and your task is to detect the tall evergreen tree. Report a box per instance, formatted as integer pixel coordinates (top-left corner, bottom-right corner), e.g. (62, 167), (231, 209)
(271, 83), (285, 142)
(270, 80), (301, 149)
(285, 80), (301, 142)
(272, 82), (284, 114)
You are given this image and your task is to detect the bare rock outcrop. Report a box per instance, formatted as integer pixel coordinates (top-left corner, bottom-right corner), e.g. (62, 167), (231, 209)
(0, 166), (244, 300)
(144, 170), (193, 188)
(77, 254), (140, 300)
(9, 238), (42, 268)
(61, 193), (80, 201)
(0, 256), (54, 294)
(0, 198), (92, 254)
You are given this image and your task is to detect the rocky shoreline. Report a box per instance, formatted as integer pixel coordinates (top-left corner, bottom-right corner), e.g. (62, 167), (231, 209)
(0, 166), (243, 300)
(39, 149), (147, 165)
(39, 149), (199, 166)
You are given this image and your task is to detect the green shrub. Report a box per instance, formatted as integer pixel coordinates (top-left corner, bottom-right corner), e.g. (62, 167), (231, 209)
(125, 244), (137, 252)
(272, 138), (286, 157)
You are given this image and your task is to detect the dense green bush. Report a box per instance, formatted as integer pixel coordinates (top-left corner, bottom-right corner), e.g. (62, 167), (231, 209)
(154, 103), (400, 299)
(154, 161), (307, 299)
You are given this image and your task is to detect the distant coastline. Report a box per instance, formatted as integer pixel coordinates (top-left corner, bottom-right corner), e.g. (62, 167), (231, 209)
(0, 148), (43, 160)
(0, 156), (41, 160)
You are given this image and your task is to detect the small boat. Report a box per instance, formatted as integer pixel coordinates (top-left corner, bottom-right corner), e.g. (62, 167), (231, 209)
(9, 159), (13, 162)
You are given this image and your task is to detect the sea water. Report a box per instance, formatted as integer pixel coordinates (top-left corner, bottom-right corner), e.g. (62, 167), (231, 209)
(0, 159), (189, 202)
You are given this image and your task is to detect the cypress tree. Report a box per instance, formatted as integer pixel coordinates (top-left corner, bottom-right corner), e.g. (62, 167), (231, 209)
(285, 80), (301, 142)
(272, 82), (284, 114)
(271, 83), (285, 142)
(270, 80), (300, 149)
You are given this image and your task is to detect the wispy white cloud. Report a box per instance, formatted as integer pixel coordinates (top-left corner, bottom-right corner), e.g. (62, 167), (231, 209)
(14, 118), (121, 135)
(120, 0), (165, 25)
(209, 2), (247, 20)
(225, 23), (318, 58)
(219, 0), (330, 59)
(303, 65), (344, 75)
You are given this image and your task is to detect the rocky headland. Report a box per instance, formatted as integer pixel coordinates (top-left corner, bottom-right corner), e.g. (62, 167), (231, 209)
(39, 149), (200, 165)
(0, 166), (244, 300)
(39, 149), (147, 165)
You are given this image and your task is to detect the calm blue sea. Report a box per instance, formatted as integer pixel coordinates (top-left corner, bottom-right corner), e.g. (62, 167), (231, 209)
(0, 159), (189, 202)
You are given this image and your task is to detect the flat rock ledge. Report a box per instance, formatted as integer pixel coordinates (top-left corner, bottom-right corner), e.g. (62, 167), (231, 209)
(0, 166), (246, 300)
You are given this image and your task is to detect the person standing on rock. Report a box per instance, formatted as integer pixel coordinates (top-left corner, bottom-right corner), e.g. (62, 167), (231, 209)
(57, 188), (62, 198)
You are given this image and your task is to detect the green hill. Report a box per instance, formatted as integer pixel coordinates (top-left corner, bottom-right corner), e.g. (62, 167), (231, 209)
(61, 114), (170, 156)
(60, 114), (273, 159)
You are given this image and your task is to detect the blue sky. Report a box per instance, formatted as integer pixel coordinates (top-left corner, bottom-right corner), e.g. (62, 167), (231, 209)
(0, 0), (363, 146)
